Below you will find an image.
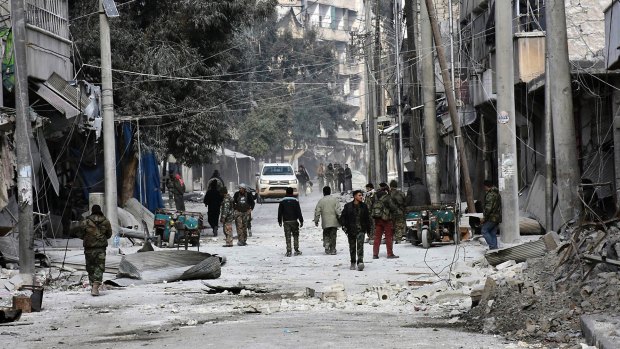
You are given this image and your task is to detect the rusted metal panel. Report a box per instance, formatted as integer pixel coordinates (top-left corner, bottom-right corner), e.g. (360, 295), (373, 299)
(514, 33), (545, 83)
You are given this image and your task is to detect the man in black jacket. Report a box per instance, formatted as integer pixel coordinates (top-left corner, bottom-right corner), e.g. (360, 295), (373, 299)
(340, 190), (371, 271)
(277, 187), (304, 257)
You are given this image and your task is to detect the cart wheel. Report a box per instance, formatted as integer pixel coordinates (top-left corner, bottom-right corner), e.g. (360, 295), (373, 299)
(422, 228), (431, 249)
(168, 230), (176, 247)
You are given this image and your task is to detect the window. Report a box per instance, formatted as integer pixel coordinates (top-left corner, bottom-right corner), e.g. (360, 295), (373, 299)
(262, 166), (294, 175)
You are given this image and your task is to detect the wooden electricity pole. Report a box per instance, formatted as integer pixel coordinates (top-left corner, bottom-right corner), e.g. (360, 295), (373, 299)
(423, 0), (475, 212)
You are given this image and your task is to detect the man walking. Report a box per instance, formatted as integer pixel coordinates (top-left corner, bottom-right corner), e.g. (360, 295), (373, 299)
(389, 180), (407, 244)
(482, 180), (502, 250)
(278, 187), (304, 257)
(233, 184), (255, 246)
(340, 190), (371, 271)
(314, 186), (342, 255)
(167, 173), (186, 211)
(203, 181), (223, 236)
(76, 205), (112, 296)
(219, 187), (234, 247)
(372, 183), (399, 259)
(344, 164), (353, 192)
(325, 163), (335, 192)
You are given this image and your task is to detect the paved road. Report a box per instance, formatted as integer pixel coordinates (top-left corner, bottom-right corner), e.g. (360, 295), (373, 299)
(1, 190), (526, 348)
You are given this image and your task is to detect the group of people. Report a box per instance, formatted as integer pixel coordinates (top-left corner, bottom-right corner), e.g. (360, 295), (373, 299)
(203, 170), (256, 247)
(75, 174), (502, 296)
(317, 163), (353, 195)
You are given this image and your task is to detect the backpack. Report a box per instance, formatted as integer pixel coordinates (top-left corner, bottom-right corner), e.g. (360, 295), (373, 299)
(371, 193), (390, 220)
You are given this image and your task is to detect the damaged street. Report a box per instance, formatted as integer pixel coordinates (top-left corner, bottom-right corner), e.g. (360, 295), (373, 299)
(2, 193), (618, 348)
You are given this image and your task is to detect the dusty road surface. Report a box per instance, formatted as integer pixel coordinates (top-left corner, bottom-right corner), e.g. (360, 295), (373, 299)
(2, 190), (531, 348)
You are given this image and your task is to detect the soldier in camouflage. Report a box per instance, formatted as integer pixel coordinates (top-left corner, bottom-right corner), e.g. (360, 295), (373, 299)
(219, 187), (235, 247)
(482, 179), (502, 250)
(389, 180), (407, 244)
(364, 183), (376, 244)
(76, 205), (112, 296)
(233, 184), (255, 246)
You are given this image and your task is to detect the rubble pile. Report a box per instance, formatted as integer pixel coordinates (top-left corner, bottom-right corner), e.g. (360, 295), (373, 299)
(463, 220), (620, 347)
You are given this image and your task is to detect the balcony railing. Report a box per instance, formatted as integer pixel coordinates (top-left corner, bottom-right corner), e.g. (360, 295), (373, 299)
(25, 0), (69, 39)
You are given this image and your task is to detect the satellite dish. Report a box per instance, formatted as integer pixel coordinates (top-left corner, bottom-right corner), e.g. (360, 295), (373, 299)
(103, 0), (119, 18)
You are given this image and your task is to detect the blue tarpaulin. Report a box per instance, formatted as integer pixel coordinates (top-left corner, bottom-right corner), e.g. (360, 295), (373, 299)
(72, 124), (163, 213)
(134, 151), (164, 212)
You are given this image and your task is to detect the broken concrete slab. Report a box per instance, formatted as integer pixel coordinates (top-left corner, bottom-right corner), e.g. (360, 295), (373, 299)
(581, 314), (620, 349)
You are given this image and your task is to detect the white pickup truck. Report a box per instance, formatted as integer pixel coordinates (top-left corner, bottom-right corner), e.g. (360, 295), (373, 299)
(255, 163), (298, 202)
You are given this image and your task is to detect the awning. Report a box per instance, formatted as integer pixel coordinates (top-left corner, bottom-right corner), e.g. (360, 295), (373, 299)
(216, 148), (255, 161)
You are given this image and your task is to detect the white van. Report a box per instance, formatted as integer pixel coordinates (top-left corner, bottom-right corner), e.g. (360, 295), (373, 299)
(255, 163), (298, 201)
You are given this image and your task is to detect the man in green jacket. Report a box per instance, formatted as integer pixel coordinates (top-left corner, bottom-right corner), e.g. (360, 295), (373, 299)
(76, 205), (112, 296)
(314, 186), (342, 255)
(482, 180), (502, 250)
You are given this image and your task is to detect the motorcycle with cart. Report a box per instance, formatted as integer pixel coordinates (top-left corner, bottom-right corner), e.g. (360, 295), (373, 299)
(406, 204), (459, 248)
(153, 209), (204, 250)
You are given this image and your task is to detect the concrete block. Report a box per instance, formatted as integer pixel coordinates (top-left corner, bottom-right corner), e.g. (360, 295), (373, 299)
(495, 260), (516, 270)
(581, 314), (620, 349)
(321, 290), (346, 302)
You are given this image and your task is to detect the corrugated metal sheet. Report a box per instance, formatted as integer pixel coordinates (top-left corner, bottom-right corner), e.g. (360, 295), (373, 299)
(485, 238), (547, 266)
(117, 250), (223, 283)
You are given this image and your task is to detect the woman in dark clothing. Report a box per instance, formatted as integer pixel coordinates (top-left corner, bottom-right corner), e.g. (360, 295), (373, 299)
(203, 181), (223, 236)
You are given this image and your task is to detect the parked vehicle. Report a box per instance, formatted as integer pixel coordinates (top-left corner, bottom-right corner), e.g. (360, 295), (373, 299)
(153, 209), (203, 250)
(255, 163), (298, 202)
(406, 205), (459, 248)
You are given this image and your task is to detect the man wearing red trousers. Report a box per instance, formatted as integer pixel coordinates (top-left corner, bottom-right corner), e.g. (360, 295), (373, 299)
(371, 183), (399, 259)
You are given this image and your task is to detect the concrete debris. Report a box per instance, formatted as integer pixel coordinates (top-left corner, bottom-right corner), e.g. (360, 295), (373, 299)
(460, 219), (620, 347)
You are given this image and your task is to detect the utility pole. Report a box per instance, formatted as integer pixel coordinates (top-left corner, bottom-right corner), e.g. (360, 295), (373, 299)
(11, 0), (34, 285)
(495, 0), (519, 243)
(424, 0), (475, 212)
(100, 0), (119, 234)
(419, 0), (440, 204)
(365, 0), (376, 184)
(374, 0), (384, 182)
(546, 0), (580, 222)
(544, 57), (554, 232)
(393, 0), (404, 188)
(403, 0), (424, 181)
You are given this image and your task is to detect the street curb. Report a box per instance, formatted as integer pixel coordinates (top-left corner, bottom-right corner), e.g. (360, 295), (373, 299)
(581, 314), (620, 349)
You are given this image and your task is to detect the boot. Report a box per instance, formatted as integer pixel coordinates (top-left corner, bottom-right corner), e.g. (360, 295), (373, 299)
(91, 282), (101, 296)
(357, 263), (365, 271)
(213, 227), (218, 237)
(350, 263), (356, 270)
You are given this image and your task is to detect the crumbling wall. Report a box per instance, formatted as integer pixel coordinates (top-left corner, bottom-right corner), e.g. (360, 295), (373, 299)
(566, 0), (608, 61)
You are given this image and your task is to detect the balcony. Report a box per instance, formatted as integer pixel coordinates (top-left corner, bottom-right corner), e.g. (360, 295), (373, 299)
(1, 0), (72, 81)
(315, 0), (358, 12)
